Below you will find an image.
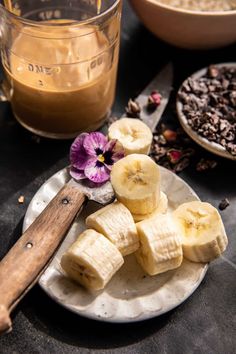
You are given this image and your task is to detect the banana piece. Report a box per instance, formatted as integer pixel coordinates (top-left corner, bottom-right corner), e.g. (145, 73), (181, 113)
(111, 154), (161, 215)
(132, 192), (168, 222)
(173, 201), (228, 263)
(86, 201), (139, 256)
(61, 229), (124, 291)
(135, 214), (183, 276)
(108, 118), (153, 155)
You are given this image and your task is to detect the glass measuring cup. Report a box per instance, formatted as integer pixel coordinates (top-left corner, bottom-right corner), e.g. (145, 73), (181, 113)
(0, 0), (122, 139)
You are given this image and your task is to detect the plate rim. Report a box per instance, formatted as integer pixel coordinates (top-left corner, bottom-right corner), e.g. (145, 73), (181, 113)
(39, 262), (208, 323)
(176, 62), (236, 161)
(23, 166), (208, 323)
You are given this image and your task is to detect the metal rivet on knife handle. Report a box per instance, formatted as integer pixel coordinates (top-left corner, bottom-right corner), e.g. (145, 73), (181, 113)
(62, 198), (70, 205)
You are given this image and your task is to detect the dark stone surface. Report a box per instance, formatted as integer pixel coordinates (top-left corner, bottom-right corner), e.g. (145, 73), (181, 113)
(0, 1), (236, 353)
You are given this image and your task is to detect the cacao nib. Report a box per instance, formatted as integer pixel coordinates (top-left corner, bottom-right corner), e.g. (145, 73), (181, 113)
(219, 198), (230, 211)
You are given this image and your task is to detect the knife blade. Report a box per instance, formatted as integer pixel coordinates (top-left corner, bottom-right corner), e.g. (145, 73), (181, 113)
(134, 62), (174, 132)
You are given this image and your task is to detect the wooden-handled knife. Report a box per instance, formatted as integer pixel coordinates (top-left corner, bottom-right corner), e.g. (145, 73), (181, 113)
(0, 63), (173, 334)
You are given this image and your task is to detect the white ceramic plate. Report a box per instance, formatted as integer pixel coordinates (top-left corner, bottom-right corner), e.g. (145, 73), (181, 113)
(23, 167), (208, 323)
(176, 63), (236, 161)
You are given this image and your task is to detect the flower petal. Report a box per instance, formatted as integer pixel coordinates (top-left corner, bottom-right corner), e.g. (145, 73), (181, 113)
(112, 149), (125, 163)
(84, 158), (110, 183)
(104, 139), (125, 168)
(83, 132), (108, 157)
(70, 133), (89, 170)
(70, 166), (86, 180)
(104, 139), (117, 152)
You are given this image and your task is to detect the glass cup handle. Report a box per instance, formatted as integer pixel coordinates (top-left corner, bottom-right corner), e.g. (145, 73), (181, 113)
(0, 79), (8, 102)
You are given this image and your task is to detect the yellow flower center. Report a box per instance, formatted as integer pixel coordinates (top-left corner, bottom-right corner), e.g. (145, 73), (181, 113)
(97, 154), (105, 163)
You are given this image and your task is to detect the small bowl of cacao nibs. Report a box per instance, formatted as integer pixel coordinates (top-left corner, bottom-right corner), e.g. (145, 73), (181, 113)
(176, 63), (236, 161)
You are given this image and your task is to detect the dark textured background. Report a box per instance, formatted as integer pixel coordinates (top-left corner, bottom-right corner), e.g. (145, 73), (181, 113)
(0, 1), (236, 353)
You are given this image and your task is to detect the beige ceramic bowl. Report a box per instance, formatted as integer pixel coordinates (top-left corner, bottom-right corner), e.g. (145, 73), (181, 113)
(129, 0), (236, 49)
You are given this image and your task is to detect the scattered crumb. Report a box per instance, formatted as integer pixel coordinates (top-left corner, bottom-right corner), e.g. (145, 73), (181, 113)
(18, 195), (25, 204)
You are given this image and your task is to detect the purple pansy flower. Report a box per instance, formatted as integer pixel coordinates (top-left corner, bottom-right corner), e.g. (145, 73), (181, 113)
(70, 132), (124, 184)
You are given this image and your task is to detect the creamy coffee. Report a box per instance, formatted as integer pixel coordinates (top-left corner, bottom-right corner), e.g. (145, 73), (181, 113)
(3, 22), (119, 138)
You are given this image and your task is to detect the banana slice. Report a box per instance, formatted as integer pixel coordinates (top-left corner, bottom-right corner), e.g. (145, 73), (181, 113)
(135, 214), (183, 276)
(61, 229), (124, 291)
(173, 201), (228, 263)
(132, 192), (168, 222)
(108, 118), (153, 155)
(111, 154), (161, 215)
(86, 201), (139, 256)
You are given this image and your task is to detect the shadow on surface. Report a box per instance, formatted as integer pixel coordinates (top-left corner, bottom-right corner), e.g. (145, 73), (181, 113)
(6, 217), (24, 250)
(20, 284), (175, 350)
(181, 156), (236, 198)
(0, 103), (71, 204)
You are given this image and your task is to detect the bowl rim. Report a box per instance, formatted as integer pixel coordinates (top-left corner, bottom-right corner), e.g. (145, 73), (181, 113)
(144, 0), (236, 16)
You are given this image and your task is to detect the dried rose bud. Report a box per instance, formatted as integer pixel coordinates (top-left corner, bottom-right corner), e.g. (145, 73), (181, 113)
(167, 149), (182, 164)
(147, 91), (162, 109)
(163, 129), (177, 142)
(125, 99), (141, 118)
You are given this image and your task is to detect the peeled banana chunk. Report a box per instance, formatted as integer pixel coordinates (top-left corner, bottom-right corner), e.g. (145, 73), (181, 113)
(111, 154), (161, 215)
(61, 229), (124, 291)
(108, 118), (153, 155)
(86, 201), (139, 256)
(173, 201), (228, 263)
(135, 214), (183, 276)
(132, 192), (168, 222)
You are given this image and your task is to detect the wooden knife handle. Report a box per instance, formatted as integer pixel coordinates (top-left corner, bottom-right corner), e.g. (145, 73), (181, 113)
(0, 184), (86, 334)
